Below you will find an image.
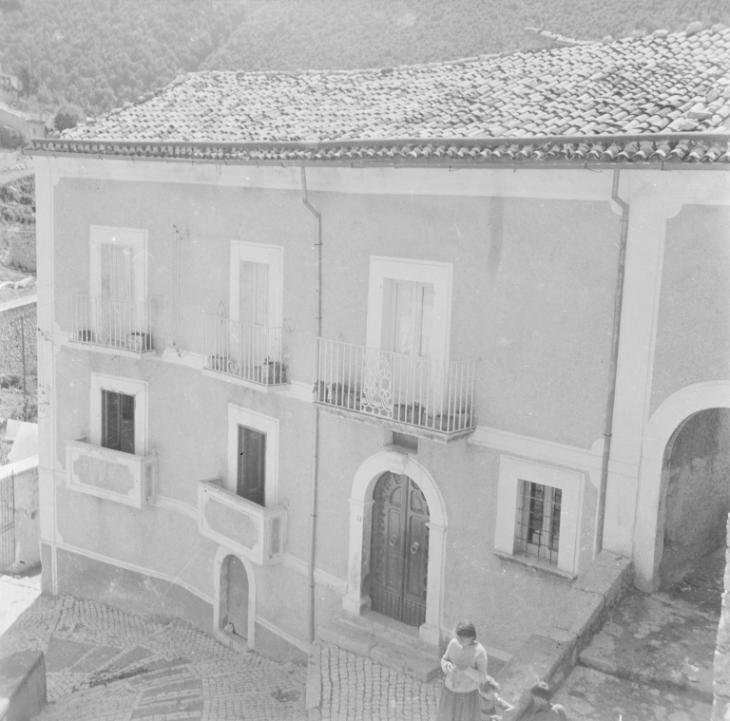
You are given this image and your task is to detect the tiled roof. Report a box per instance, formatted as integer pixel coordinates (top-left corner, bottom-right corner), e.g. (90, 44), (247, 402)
(29, 24), (730, 165)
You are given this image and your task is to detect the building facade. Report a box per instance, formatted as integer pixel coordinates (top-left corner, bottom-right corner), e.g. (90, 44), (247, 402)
(29, 26), (730, 662)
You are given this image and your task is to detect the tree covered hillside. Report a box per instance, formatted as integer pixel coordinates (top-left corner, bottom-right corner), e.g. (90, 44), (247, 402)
(0, 0), (728, 119)
(204, 0), (730, 72)
(0, 0), (247, 116)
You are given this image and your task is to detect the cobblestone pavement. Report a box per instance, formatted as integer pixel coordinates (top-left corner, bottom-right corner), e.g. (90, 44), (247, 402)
(0, 586), (307, 721)
(314, 642), (440, 721)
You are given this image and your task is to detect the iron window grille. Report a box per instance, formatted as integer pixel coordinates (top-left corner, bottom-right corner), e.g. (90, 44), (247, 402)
(514, 479), (561, 566)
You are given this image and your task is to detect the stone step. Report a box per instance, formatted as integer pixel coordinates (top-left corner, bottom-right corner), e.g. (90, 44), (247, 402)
(317, 613), (442, 682)
(556, 665), (711, 721)
(577, 590), (716, 704)
(578, 648), (713, 703)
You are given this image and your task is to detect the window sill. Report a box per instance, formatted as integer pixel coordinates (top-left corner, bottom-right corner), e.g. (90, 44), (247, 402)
(493, 550), (576, 581)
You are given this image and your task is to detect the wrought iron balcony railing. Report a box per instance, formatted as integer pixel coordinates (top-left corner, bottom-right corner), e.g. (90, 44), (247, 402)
(71, 294), (154, 352)
(315, 338), (477, 436)
(203, 313), (287, 386)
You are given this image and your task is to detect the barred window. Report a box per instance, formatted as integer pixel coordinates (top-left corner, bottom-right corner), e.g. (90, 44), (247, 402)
(514, 480), (562, 566)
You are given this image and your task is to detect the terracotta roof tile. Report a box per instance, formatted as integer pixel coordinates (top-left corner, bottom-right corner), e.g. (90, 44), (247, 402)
(28, 25), (730, 165)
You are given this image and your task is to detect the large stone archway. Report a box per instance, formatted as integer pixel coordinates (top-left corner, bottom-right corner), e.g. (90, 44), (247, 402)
(633, 381), (730, 591)
(343, 450), (447, 646)
(657, 408), (730, 587)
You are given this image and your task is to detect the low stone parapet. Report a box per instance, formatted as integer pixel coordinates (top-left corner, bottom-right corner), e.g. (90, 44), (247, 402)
(0, 455), (39, 573)
(498, 550), (633, 720)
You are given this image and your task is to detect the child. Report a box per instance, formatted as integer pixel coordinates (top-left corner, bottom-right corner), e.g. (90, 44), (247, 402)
(437, 620), (488, 721)
(478, 675), (514, 719)
(525, 681), (568, 720)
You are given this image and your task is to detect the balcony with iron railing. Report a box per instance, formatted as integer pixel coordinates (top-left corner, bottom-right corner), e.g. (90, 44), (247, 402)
(203, 311), (288, 387)
(71, 294), (155, 353)
(315, 338), (478, 439)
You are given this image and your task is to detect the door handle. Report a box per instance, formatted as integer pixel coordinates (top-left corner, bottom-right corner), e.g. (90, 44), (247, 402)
(410, 541), (420, 554)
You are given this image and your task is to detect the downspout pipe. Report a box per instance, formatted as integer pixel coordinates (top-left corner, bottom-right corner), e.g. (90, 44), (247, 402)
(301, 166), (322, 644)
(595, 169), (630, 555)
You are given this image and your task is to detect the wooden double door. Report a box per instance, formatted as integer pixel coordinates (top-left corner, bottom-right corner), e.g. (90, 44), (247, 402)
(370, 472), (429, 627)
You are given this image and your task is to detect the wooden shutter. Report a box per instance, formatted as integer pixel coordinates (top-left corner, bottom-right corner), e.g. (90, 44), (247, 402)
(101, 390), (135, 454)
(382, 279), (434, 357)
(239, 261), (269, 327)
(101, 244), (133, 301)
(236, 426), (266, 505)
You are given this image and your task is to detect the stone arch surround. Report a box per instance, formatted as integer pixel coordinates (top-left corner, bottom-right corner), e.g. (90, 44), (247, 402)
(343, 450), (447, 646)
(633, 381), (730, 591)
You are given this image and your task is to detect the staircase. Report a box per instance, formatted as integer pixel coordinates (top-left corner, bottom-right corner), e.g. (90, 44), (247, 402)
(318, 612), (443, 682)
(550, 548), (723, 720)
(0, 594), (309, 721)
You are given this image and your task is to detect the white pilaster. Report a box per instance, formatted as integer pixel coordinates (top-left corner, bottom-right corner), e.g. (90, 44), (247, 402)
(342, 497), (373, 615)
(33, 156), (59, 592)
(602, 179), (682, 559)
(420, 520), (446, 646)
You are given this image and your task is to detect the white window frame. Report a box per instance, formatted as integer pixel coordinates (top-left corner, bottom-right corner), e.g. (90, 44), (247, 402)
(494, 455), (583, 575)
(229, 241), (283, 328)
(89, 225), (148, 303)
(90, 373), (149, 456)
(366, 257), (452, 365)
(227, 404), (279, 506)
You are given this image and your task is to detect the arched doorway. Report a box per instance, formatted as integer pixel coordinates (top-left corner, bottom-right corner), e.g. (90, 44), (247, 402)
(219, 554), (249, 640)
(632, 381), (730, 591)
(369, 472), (429, 626)
(344, 450), (446, 646)
(657, 408), (730, 589)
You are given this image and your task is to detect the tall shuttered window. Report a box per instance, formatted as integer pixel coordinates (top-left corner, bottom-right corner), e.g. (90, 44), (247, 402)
(101, 390), (135, 454)
(236, 426), (266, 506)
(381, 279), (434, 357)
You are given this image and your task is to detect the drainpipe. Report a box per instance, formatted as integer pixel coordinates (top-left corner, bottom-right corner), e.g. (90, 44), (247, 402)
(594, 169), (630, 555)
(301, 166), (322, 644)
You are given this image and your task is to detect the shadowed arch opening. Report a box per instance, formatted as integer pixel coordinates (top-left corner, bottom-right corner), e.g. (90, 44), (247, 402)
(219, 554), (249, 640)
(633, 381), (730, 591)
(657, 408), (730, 589)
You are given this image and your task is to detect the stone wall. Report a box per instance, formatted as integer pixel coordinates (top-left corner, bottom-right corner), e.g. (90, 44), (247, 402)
(1, 225), (35, 272)
(0, 455), (39, 573)
(712, 514), (730, 721)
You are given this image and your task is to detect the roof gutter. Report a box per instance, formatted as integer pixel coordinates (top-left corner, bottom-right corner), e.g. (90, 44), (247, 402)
(595, 168), (630, 555)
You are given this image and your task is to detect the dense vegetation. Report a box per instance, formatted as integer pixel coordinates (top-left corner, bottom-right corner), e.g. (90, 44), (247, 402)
(0, 0), (247, 116)
(0, 0), (727, 117)
(0, 175), (34, 225)
(204, 0), (730, 72)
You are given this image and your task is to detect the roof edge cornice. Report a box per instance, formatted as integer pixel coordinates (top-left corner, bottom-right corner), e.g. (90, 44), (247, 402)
(27, 130), (730, 153)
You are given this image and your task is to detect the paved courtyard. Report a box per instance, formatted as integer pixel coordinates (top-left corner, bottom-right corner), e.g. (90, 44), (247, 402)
(0, 572), (307, 721)
(314, 642), (439, 720)
(1, 559), (723, 721)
